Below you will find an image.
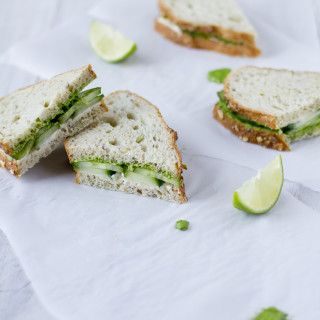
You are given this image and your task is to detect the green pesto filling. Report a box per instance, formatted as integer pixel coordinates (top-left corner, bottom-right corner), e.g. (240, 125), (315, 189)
(217, 90), (320, 140)
(11, 87), (103, 160)
(182, 30), (244, 45)
(72, 159), (181, 187)
(252, 307), (289, 320)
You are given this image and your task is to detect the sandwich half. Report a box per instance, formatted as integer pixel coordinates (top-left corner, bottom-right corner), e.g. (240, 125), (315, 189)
(65, 91), (187, 203)
(213, 66), (320, 151)
(0, 65), (107, 177)
(155, 0), (261, 57)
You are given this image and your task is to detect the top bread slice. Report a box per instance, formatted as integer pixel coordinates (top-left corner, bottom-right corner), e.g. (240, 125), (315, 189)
(0, 65), (96, 155)
(158, 0), (257, 45)
(224, 67), (320, 130)
(65, 91), (183, 178)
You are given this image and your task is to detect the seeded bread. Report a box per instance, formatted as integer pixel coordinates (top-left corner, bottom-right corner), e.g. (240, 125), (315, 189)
(65, 91), (187, 203)
(155, 18), (261, 57)
(0, 65), (96, 154)
(224, 66), (320, 129)
(0, 100), (107, 177)
(213, 103), (290, 151)
(156, 0), (260, 56)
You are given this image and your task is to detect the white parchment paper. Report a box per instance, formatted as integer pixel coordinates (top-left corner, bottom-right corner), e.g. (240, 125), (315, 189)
(0, 149), (320, 319)
(0, 1), (320, 319)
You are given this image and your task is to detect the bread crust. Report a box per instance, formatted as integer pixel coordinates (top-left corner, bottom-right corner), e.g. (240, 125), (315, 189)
(158, 0), (258, 46)
(213, 104), (290, 151)
(154, 19), (261, 57)
(0, 149), (20, 177)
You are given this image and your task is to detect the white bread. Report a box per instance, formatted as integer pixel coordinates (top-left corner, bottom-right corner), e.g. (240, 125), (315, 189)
(158, 0), (258, 45)
(0, 101), (107, 177)
(224, 66), (320, 129)
(65, 91), (187, 203)
(0, 65), (96, 154)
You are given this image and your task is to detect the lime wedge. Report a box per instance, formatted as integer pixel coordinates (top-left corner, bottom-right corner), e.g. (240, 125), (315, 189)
(233, 155), (284, 214)
(89, 20), (136, 63)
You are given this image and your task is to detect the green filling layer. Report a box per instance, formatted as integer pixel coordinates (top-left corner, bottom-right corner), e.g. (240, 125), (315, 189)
(217, 91), (320, 140)
(182, 30), (244, 45)
(72, 160), (181, 187)
(253, 307), (288, 320)
(12, 88), (104, 160)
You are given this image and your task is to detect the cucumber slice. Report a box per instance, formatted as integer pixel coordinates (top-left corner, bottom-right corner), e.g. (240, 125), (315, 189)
(125, 171), (163, 187)
(12, 139), (34, 160)
(59, 88), (103, 124)
(73, 166), (113, 176)
(77, 87), (102, 101)
(33, 123), (60, 149)
(72, 161), (124, 173)
(71, 94), (104, 119)
(59, 103), (85, 124)
(133, 168), (181, 187)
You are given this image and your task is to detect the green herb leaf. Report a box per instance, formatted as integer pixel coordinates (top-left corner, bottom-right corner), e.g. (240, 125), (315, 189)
(252, 307), (289, 320)
(208, 68), (231, 84)
(175, 220), (189, 231)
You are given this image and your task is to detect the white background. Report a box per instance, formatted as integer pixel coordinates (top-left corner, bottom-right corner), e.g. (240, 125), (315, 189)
(0, 0), (320, 319)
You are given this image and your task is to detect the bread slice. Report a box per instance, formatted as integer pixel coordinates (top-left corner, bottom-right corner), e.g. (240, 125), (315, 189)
(0, 65), (108, 177)
(213, 66), (320, 151)
(224, 67), (320, 129)
(65, 91), (187, 203)
(155, 0), (261, 57)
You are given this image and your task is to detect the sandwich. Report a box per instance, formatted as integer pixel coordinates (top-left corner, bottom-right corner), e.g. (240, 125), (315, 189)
(0, 65), (107, 177)
(64, 91), (187, 203)
(154, 0), (261, 57)
(213, 66), (320, 151)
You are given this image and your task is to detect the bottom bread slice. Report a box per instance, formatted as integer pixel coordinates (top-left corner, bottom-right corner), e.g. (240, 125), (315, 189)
(75, 171), (187, 204)
(213, 104), (290, 151)
(154, 19), (261, 57)
(0, 101), (107, 177)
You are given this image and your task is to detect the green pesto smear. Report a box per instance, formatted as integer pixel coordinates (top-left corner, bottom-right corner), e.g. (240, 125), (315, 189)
(12, 87), (103, 160)
(208, 68), (231, 84)
(72, 159), (181, 187)
(252, 307), (289, 320)
(175, 220), (189, 231)
(217, 90), (320, 140)
(182, 30), (244, 45)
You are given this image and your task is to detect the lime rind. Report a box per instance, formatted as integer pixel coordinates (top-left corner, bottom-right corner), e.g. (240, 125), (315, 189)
(233, 155), (284, 214)
(89, 20), (137, 63)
